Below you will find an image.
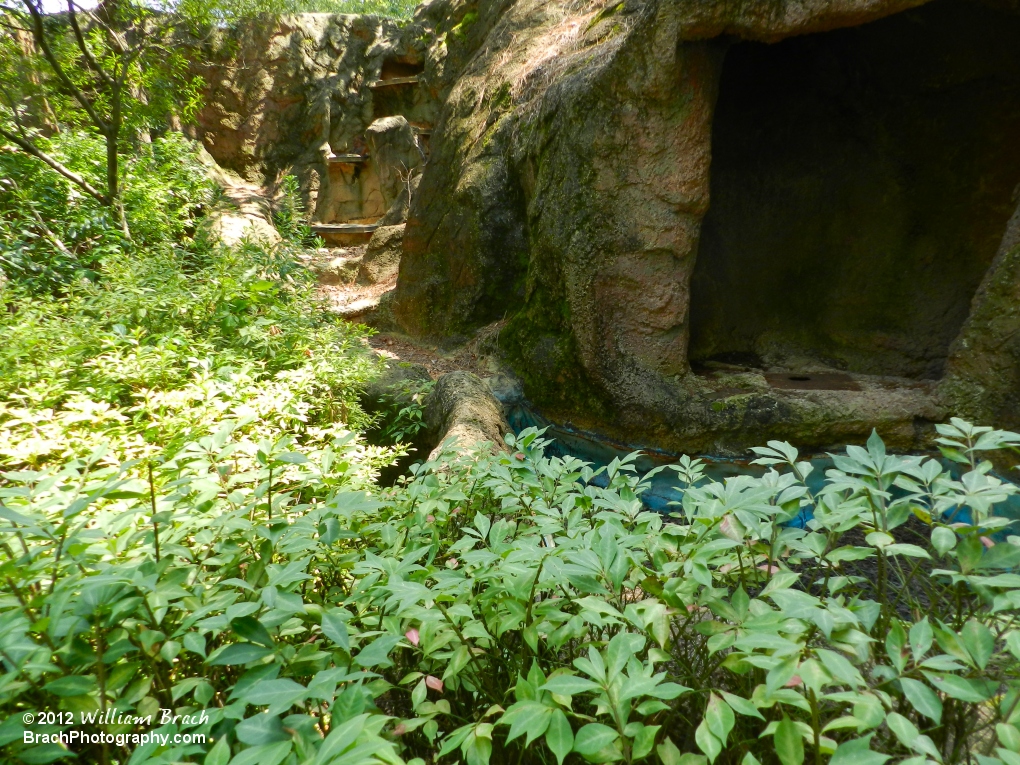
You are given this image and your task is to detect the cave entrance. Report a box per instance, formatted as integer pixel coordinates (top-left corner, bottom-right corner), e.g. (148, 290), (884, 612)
(689, 0), (1020, 381)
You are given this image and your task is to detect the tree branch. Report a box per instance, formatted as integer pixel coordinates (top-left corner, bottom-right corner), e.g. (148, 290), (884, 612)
(65, 1), (114, 87)
(9, 178), (75, 257)
(20, 0), (109, 133)
(0, 126), (109, 204)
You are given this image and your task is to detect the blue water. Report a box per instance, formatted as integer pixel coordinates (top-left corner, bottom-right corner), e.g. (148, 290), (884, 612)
(506, 404), (1020, 535)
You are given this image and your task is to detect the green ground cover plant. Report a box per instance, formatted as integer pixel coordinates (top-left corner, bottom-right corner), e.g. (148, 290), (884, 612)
(1, 132), (213, 292)
(2, 416), (1020, 765)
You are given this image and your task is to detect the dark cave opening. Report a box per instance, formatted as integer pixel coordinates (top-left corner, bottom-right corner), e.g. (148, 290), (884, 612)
(689, 0), (1020, 380)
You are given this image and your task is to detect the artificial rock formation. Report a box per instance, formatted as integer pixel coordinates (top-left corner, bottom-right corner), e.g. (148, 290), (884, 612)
(424, 371), (511, 459)
(388, 0), (1020, 453)
(185, 11), (444, 225)
(940, 198), (1020, 430)
(359, 224), (407, 284)
(189, 0), (1020, 454)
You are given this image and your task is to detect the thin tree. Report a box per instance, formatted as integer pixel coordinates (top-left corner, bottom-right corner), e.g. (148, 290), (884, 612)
(0, 0), (203, 236)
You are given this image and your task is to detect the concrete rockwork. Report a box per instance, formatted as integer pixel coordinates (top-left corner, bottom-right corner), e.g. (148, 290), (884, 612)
(190, 0), (1020, 454)
(387, 0), (1020, 453)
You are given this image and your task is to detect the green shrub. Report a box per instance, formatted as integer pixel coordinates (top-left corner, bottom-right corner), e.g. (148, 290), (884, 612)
(272, 175), (318, 248)
(0, 237), (384, 467)
(0, 132), (214, 293)
(2, 419), (1019, 765)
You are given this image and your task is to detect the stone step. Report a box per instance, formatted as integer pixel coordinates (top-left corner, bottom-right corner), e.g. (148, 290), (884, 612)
(326, 153), (366, 164)
(367, 75), (421, 88)
(311, 223), (380, 245)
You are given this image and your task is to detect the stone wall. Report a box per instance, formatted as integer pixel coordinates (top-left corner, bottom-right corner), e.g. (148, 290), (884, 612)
(388, 0), (1020, 452)
(185, 8), (447, 221)
(190, 0), (1020, 453)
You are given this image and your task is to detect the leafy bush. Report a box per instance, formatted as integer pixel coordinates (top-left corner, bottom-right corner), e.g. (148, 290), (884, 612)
(0, 236), (384, 467)
(3, 419), (1020, 765)
(272, 175), (318, 248)
(0, 132), (214, 292)
(378, 376), (435, 445)
(219, 0), (423, 19)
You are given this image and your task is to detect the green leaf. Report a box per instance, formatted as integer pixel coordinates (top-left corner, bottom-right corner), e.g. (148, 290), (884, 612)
(900, 678), (943, 723)
(235, 714), (290, 745)
(886, 712), (919, 748)
(43, 675), (96, 697)
(829, 734), (890, 765)
(184, 632), (207, 658)
(931, 526), (956, 554)
(605, 632), (644, 679)
(573, 723), (619, 757)
(208, 643), (272, 666)
(695, 719), (722, 764)
(997, 724), (1020, 753)
(205, 736), (231, 765)
(412, 678), (427, 710)
(961, 620), (994, 670)
(321, 611), (350, 653)
(439, 724), (475, 757)
(465, 731), (493, 765)
(502, 701), (552, 746)
(539, 675), (600, 696)
(908, 619), (933, 663)
(16, 744), (74, 764)
(546, 709), (574, 765)
(885, 620), (907, 674)
(816, 649), (863, 687)
(231, 616), (274, 648)
(884, 544), (930, 559)
(0, 717), (25, 748)
(705, 694), (735, 746)
(244, 678), (308, 714)
(636, 700), (671, 715)
(774, 717), (804, 765)
(925, 673), (993, 702)
(317, 714), (369, 762)
(632, 724), (660, 759)
(720, 691), (764, 720)
(227, 741), (292, 765)
(656, 737), (684, 765)
(353, 634), (401, 668)
(867, 429), (886, 461)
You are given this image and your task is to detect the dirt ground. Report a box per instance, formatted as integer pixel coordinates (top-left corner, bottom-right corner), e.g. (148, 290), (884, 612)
(317, 280), (501, 380)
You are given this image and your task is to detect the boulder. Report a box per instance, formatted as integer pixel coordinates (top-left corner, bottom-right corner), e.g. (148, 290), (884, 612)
(379, 173), (421, 226)
(304, 248), (363, 285)
(358, 224), (405, 285)
(366, 117), (425, 216)
(197, 148), (281, 247)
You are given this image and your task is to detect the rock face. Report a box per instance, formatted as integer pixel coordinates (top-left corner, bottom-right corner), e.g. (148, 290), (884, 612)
(387, 0), (1020, 452)
(185, 10), (445, 224)
(359, 224), (406, 284)
(365, 117), (424, 216)
(940, 200), (1020, 431)
(190, 0), (1020, 453)
(196, 148), (281, 246)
